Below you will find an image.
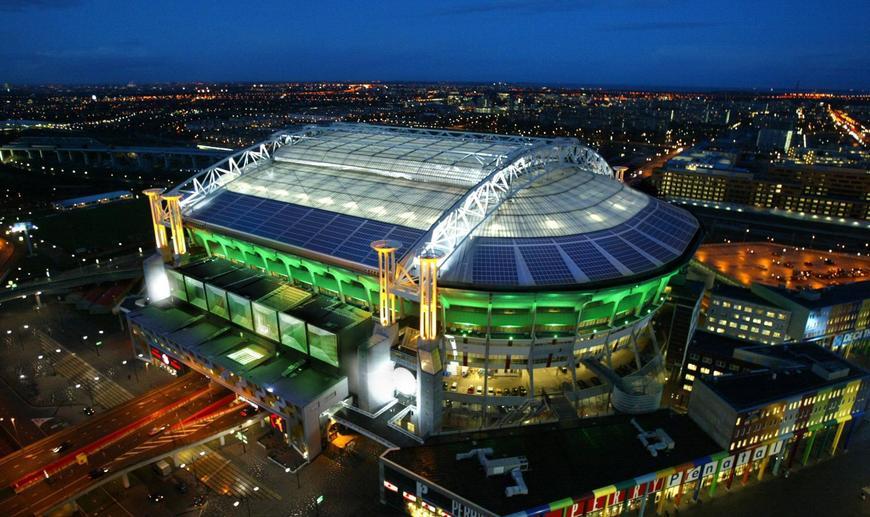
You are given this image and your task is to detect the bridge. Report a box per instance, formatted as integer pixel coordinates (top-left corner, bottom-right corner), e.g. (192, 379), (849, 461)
(0, 256), (143, 304)
(0, 137), (231, 171)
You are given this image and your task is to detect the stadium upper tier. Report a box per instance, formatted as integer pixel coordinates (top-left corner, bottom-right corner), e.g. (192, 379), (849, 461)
(180, 123), (700, 290)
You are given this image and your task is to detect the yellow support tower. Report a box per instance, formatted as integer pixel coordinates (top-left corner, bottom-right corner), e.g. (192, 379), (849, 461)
(371, 240), (402, 327)
(142, 188), (168, 250)
(418, 249), (443, 341)
(162, 194), (187, 256)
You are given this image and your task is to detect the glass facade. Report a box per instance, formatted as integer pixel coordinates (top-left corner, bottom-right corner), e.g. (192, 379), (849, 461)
(228, 292), (253, 330)
(279, 312), (308, 354)
(252, 301), (280, 341)
(308, 325), (339, 367)
(205, 284), (229, 319)
(184, 276), (207, 310)
(167, 269), (187, 301)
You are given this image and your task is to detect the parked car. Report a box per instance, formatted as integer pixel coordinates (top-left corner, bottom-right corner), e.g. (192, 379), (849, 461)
(82, 407), (95, 416)
(147, 492), (165, 503)
(450, 382), (458, 391)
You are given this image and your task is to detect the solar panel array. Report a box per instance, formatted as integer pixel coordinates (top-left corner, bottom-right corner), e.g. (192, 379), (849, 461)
(189, 191), (426, 268)
(461, 199), (698, 287)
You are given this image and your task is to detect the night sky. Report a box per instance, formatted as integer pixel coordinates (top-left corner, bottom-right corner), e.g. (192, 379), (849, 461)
(2, 0), (868, 90)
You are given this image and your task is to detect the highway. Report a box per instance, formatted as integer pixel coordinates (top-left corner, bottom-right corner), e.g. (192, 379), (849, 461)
(0, 373), (209, 488)
(0, 371), (249, 516)
(3, 398), (250, 516)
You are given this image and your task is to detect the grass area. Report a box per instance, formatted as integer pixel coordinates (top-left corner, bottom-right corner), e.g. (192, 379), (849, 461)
(33, 198), (152, 252)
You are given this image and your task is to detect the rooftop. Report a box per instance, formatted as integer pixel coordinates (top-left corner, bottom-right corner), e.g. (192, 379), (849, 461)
(128, 300), (346, 408)
(711, 283), (776, 307)
(754, 280), (870, 309)
(693, 242), (870, 290)
(698, 341), (868, 410)
(181, 123), (699, 289)
(382, 410), (721, 516)
(53, 190), (132, 208)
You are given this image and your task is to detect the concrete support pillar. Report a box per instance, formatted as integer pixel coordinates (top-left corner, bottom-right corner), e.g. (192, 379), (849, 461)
(68, 151), (74, 162)
(191, 155), (198, 169)
(757, 455), (771, 481)
(260, 416), (266, 428)
(629, 329), (643, 370)
(830, 420), (846, 455)
(219, 435), (226, 446)
(371, 240), (401, 326)
(121, 472), (130, 488)
(801, 432), (816, 465)
(656, 482), (666, 515)
(164, 155), (171, 170)
(143, 188), (169, 252)
(82, 151), (89, 164)
(163, 194), (186, 256)
(638, 492), (647, 517)
(772, 451), (784, 476)
(418, 250), (442, 340)
(55, 150), (62, 162)
(38, 149), (44, 159)
(0, 149), (5, 162)
(25, 150), (33, 159)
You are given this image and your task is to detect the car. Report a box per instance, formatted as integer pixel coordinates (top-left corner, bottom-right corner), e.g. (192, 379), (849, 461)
(51, 441), (72, 454)
(466, 386), (475, 394)
(192, 495), (207, 507)
(475, 386), (483, 395)
(148, 424), (168, 436)
(88, 466), (110, 479)
(560, 366), (568, 374)
(487, 386), (494, 395)
(442, 382), (448, 391)
(147, 492), (165, 503)
(495, 388), (502, 396)
(82, 407), (95, 416)
(450, 382), (457, 391)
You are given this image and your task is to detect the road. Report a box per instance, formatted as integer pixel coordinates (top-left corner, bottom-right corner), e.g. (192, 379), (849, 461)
(0, 373), (208, 488)
(1, 382), (248, 515)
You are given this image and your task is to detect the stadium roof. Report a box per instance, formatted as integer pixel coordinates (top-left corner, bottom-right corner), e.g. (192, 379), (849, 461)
(179, 124), (700, 290)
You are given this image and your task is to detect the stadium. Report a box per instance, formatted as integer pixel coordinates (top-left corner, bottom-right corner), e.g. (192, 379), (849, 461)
(127, 123), (701, 458)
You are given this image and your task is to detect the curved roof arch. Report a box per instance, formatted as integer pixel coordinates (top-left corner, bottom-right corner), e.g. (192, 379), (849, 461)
(178, 123), (698, 290)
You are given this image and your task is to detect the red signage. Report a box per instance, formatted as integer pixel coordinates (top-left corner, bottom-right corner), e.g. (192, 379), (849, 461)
(269, 413), (286, 433)
(149, 346), (183, 371)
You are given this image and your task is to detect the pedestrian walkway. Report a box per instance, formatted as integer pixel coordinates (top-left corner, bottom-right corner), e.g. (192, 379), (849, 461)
(174, 445), (281, 501)
(37, 331), (133, 410)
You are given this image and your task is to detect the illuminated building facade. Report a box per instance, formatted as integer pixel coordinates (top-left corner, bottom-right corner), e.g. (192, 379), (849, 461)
(751, 281), (870, 354)
(705, 284), (791, 344)
(128, 123), (700, 457)
(689, 342), (868, 486)
(654, 148), (870, 222)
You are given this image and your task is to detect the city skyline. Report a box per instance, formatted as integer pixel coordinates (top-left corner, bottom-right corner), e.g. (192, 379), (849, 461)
(2, 0), (869, 90)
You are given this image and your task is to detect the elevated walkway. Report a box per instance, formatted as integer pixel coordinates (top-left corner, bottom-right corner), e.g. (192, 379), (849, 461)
(332, 401), (421, 449)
